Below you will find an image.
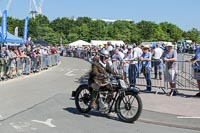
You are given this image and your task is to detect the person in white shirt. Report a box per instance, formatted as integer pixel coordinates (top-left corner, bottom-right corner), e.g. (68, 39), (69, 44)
(133, 46), (143, 77)
(123, 46), (138, 87)
(152, 43), (163, 79)
(112, 49), (124, 74)
(106, 42), (113, 54)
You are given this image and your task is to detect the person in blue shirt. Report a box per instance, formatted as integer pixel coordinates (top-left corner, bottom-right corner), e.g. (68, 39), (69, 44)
(188, 45), (200, 97)
(140, 45), (152, 92)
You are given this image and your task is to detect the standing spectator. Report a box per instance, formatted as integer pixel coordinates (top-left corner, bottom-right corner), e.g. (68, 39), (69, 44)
(152, 43), (164, 79)
(161, 42), (178, 96)
(124, 46), (139, 87)
(133, 45), (143, 77)
(187, 44), (200, 97)
(112, 49), (124, 74)
(122, 45), (128, 55)
(31, 48), (38, 73)
(106, 42), (113, 56)
(60, 46), (64, 56)
(44, 48), (49, 68)
(140, 45), (152, 92)
(192, 43), (197, 54)
(14, 47), (23, 76)
(9, 48), (17, 78)
(24, 45), (31, 75)
(0, 47), (7, 80)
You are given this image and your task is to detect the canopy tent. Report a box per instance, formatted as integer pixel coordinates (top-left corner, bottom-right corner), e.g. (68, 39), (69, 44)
(68, 40), (91, 47)
(91, 40), (125, 46)
(0, 27), (23, 44)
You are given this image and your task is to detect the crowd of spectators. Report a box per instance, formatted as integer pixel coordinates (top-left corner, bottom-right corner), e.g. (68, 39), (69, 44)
(0, 44), (60, 81)
(64, 41), (200, 97)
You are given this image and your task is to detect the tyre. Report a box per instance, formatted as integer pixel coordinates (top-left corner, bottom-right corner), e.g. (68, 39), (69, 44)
(75, 86), (92, 113)
(116, 91), (142, 123)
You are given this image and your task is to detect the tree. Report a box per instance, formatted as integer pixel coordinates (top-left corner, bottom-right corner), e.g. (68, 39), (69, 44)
(151, 25), (168, 41)
(112, 20), (133, 43)
(136, 20), (157, 41)
(35, 15), (49, 26)
(37, 26), (60, 45)
(159, 22), (183, 42)
(185, 28), (200, 43)
(67, 33), (79, 43)
(78, 24), (90, 41)
(89, 20), (107, 40)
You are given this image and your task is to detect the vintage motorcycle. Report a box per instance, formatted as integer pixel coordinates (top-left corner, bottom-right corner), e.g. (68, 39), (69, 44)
(74, 75), (142, 123)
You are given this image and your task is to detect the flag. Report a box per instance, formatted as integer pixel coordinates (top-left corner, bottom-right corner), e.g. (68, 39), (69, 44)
(23, 16), (29, 42)
(1, 10), (8, 42)
(14, 27), (18, 37)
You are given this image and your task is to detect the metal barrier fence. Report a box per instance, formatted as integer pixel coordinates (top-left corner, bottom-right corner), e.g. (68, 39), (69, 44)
(135, 59), (199, 92)
(174, 61), (198, 91)
(0, 54), (60, 81)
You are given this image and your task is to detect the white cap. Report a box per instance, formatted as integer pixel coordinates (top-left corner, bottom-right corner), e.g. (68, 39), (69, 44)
(166, 42), (173, 47)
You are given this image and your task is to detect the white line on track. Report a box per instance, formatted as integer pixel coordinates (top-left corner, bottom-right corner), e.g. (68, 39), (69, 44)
(32, 119), (56, 128)
(177, 116), (200, 119)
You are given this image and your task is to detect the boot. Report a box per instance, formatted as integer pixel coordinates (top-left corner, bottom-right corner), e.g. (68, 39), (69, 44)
(159, 72), (162, 80)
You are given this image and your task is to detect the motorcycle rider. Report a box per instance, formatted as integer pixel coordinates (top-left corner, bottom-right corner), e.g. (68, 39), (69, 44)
(88, 49), (115, 109)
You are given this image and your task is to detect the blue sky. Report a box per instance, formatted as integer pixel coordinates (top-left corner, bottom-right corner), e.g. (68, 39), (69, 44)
(0, 0), (199, 31)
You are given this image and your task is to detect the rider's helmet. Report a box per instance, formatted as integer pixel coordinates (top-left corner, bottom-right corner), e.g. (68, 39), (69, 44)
(99, 49), (110, 62)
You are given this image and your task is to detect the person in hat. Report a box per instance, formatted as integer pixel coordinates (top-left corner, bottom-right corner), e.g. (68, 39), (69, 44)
(161, 42), (178, 96)
(123, 45), (139, 87)
(88, 49), (115, 109)
(140, 45), (152, 92)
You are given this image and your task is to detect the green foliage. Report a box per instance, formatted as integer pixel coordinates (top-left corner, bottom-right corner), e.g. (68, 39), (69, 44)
(159, 22), (184, 42)
(1, 15), (200, 45)
(185, 28), (199, 43)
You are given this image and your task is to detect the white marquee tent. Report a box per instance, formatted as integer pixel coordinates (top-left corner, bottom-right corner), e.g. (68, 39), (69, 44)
(91, 40), (125, 46)
(68, 40), (91, 47)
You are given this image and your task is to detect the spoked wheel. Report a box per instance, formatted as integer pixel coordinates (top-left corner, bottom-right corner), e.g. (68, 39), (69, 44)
(75, 86), (92, 113)
(116, 92), (142, 123)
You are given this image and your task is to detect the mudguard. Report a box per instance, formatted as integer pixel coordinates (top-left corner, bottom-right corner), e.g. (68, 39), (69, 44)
(71, 84), (89, 97)
(127, 87), (140, 94)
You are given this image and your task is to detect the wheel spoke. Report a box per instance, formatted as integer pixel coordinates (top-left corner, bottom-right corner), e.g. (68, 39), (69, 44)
(129, 109), (134, 116)
(121, 108), (127, 115)
(130, 96), (135, 105)
(125, 110), (130, 117)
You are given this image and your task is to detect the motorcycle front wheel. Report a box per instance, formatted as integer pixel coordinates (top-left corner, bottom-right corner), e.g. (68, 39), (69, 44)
(116, 91), (142, 123)
(75, 86), (92, 113)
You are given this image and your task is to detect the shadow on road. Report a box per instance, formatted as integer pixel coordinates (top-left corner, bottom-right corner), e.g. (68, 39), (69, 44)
(63, 107), (121, 122)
